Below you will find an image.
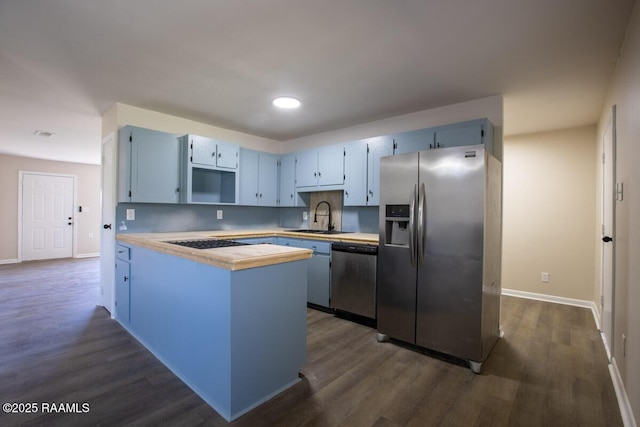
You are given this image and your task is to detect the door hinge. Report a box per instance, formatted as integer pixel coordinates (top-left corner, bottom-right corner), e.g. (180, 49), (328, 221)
(367, 145), (370, 153)
(128, 190), (132, 198)
(481, 129), (484, 138)
(343, 149), (346, 156)
(129, 135), (132, 142)
(190, 156), (193, 162)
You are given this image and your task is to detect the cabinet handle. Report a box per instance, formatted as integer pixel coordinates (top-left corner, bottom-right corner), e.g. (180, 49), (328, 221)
(318, 171), (322, 177)
(290, 193), (293, 199)
(345, 191), (349, 197)
(314, 172), (317, 177)
(211, 152), (215, 157)
(259, 193), (262, 198)
(256, 193), (259, 198)
(369, 190), (373, 196)
(124, 276), (128, 282)
(218, 153), (222, 158)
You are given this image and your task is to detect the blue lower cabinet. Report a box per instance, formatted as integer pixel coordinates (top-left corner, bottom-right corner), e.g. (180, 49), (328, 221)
(114, 243), (307, 422)
(275, 238), (331, 308)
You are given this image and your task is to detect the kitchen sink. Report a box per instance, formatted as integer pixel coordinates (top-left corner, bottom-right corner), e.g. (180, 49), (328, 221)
(285, 229), (353, 235)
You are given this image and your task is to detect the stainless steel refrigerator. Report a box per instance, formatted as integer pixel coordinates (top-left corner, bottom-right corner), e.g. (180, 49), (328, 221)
(377, 144), (502, 373)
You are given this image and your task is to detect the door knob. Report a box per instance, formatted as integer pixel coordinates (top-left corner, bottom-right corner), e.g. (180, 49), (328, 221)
(103, 224), (112, 230)
(603, 236), (613, 243)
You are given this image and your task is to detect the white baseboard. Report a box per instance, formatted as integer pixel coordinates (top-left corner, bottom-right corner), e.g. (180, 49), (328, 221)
(0, 258), (19, 265)
(503, 288), (636, 427)
(75, 253), (100, 259)
(610, 358), (638, 427)
(501, 288), (600, 329)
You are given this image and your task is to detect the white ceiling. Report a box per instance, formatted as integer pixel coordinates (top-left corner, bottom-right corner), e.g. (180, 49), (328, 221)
(0, 0), (635, 164)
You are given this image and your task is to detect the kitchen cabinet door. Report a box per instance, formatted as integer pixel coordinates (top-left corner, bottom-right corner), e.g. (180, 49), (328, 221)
(317, 145), (345, 187)
(308, 253), (331, 307)
(279, 155), (297, 206)
(295, 151), (318, 188)
(119, 125), (181, 203)
(344, 141), (368, 206)
(239, 149), (279, 206)
(432, 119), (493, 153)
(258, 152), (279, 206)
(115, 257), (130, 324)
(392, 128), (434, 155)
(239, 148), (260, 205)
(216, 140), (239, 169)
(367, 137), (393, 206)
(190, 135), (218, 167)
(433, 123), (482, 149)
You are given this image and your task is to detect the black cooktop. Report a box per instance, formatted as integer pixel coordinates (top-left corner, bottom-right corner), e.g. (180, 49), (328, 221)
(165, 239), (248, 249)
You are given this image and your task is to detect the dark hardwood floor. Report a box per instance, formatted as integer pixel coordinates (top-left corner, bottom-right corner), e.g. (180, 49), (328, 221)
(0, 258), (622, 426)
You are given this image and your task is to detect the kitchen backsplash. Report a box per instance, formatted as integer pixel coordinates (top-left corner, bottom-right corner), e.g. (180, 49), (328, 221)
(115, 201), (378, 234)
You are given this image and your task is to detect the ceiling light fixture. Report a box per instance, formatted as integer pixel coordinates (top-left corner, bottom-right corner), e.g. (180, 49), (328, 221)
(272, 96), (301, 109)
(34, 130), (55, 138)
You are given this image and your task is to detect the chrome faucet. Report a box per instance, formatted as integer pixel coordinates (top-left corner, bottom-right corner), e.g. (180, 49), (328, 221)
(314, 201), (334, 231)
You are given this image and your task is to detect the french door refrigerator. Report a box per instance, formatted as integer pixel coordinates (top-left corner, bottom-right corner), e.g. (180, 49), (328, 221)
(377, 144), (502, 373)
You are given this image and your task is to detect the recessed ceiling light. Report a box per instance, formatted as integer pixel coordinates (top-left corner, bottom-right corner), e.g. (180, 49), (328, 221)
(272, 96), (301, 109)
(34, 130), (55, 138)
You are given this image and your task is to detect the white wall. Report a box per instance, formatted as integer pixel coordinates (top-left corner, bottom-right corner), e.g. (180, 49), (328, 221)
(102, 103), (280, 153)
(597, 1), (640, 423)
(502, 126), (597, 301)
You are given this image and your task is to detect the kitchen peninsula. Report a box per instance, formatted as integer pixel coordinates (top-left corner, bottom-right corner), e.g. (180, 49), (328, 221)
(114, 231), (313, 422)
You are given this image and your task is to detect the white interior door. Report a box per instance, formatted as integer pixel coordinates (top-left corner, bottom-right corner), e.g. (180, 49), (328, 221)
(21, 172), (75, 261)
(100, 133), (116, 315)
(601, 107), (616, 360)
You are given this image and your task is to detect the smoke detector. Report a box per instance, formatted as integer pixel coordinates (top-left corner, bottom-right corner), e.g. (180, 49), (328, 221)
(34, 130), (55, 138)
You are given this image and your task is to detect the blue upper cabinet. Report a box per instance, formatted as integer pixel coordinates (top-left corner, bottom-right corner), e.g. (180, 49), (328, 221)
(239, 148), (279, 206)
(187, 135), (238, 170)
(392, 119), (494, 154)
(181, 134), (239, 204)
(343, 141), (368, 206)
(344, 136), (393, 207)
(118, 125), (182, 204)
(295, 145), (345, 190)
(392, 128), (434, 155)
(278, 154), (299, 206)
(366, 136), (393, 206)
(432, 118), (494, 153)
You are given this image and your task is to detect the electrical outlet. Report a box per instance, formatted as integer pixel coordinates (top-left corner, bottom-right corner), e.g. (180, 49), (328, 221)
(541, 272), (550, 283)
(217, 210), (223, 220)
(126, 209), (135, 220)
(303, 211), (308, 220)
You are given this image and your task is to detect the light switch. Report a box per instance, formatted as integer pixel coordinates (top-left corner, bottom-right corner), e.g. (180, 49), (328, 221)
(217, 210), (223, 220)
(126, 209), (135, 220)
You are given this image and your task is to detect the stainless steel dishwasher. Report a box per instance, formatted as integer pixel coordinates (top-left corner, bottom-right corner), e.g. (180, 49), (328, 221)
(330, 242), (378, 319)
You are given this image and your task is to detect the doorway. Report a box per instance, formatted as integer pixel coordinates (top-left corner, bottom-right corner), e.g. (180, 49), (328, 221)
(100, 133), (116, 315)
(20, 172), (76, 261)
(600, 105), (616, 360)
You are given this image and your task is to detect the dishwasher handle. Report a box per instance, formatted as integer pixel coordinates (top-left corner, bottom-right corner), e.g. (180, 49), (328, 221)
(331, 243), (378, 255)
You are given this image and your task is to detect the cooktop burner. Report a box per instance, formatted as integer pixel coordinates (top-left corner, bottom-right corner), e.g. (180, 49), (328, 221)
(165, 239), (248, 249)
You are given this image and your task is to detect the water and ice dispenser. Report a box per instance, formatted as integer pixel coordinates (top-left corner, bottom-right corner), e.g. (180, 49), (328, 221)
(384, 204), (411, 246)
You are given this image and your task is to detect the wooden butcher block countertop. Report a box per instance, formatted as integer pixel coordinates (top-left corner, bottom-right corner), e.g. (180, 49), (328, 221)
(116, 229), (378, 271)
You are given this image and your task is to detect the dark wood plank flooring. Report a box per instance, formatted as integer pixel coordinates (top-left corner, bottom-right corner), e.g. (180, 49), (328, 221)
(0, 258), (622, 426)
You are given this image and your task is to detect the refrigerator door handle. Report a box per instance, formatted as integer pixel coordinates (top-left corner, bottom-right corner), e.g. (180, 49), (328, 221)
(409, 184), (417, 267)
(418, 182), (426, 265)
